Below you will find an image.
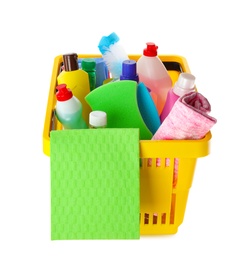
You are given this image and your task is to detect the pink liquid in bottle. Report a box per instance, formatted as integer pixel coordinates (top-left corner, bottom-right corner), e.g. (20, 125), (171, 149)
(137, 43), (172, 115)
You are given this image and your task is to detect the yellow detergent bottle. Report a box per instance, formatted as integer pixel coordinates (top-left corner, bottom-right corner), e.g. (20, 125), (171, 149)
(57, 53), (91, 124)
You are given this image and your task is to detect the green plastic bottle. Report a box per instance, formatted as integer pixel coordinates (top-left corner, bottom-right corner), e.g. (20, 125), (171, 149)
(81, 58), (96, 91)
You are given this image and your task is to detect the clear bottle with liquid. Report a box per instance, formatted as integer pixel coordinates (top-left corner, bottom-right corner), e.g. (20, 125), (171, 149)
(137, 42), (172, 115)
(55, 84), (87, 129)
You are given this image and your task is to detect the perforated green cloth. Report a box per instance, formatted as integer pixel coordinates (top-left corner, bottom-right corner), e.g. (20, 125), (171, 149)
(50, 128), (140, 239)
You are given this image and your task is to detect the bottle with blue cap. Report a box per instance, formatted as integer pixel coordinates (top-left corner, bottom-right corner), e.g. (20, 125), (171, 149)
(120, 59), (161, 135)
(120, 60), (139, 82)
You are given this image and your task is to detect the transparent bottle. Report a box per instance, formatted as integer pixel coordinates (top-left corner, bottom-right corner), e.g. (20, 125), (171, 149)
(89, 111), (107, 129)
(137, 42), (172, 115)
(55, 84), (87, 129)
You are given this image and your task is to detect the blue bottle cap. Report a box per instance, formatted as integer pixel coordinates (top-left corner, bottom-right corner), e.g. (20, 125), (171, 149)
(120, 60), (139, 82)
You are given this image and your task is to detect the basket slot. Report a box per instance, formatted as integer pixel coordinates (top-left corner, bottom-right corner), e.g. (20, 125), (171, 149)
(141, 212), (171, 225)
(170, 194), (176, 224)
(140, 158), (174, 213)
(145, 158), (173, 168)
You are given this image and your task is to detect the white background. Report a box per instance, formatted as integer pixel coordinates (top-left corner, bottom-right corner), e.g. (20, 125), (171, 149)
(0, 0), (234, 259)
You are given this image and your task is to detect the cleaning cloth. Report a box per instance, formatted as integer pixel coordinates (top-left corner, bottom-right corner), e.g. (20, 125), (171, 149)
(85, 80), (153, 140)
(152, 92), (217, 188)
(50, 128), (140, 240)
(153, 91), (217, 140)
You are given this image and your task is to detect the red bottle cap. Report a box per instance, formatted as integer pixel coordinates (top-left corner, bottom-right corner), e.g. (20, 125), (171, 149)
(143, 42), (158, 57)
(56, 84), (73, 101)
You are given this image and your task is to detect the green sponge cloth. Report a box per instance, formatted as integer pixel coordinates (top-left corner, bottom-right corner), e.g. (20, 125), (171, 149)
(50, 128), (140, 239)
(85, 80), (152, 140)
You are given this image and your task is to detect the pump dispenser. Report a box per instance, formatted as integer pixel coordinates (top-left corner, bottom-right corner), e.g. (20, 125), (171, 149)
(57, 53), (91, 125)
(160, 72), (196, 123)
(55, 84), (87, 129)
(137, 43), (172, 115)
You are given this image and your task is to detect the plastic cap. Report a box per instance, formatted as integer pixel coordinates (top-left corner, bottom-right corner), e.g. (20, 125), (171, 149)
(63, 53), (79, 71)
(173, 73), (196, 96)
(98, 32), (120, 55)
(143, 42), (158, 57)
(56, 84), (73, 101)
(120, 60), (139, 82)
(81, 58), (96, 72)
(89, 111), (107, 127)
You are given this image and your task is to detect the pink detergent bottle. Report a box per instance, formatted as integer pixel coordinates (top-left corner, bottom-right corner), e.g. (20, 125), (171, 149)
(160, 72), (196, 123)
(137, 42), (172, 115)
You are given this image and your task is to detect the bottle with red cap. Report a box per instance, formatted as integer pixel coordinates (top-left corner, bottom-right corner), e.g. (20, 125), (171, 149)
(57, 53), (91, 125)
(136, 43), (172, 115)
(55, 84), (88, 129)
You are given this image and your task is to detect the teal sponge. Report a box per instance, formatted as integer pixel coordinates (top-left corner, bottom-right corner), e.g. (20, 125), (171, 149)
(85, 80), (153, 140)
(50, 128), (140, 239)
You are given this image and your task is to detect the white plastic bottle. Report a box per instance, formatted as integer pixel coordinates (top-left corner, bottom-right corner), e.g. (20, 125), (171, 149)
(160, 72), (196, 123)
(55, 84), (87, 129)
(89, 111), (107, 129)
(137, 42), (172, 115)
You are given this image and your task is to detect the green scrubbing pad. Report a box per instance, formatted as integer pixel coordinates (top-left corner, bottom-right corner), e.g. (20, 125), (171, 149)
(50, 128), (140, 240)
(85, 80), (152, 140)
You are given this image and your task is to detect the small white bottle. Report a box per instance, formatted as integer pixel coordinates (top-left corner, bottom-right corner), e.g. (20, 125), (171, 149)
(55, 84), (87, 129)
(89, 111), (107, 129)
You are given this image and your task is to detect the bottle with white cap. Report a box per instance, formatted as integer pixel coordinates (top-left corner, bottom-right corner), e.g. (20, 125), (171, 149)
(160, 72), (196, 123)
(89, 111), (107, 129)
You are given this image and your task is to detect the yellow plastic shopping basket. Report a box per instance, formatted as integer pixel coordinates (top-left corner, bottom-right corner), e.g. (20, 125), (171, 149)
(43, 54), (211, 235)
